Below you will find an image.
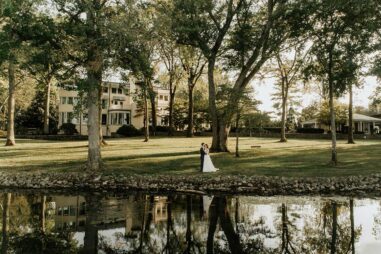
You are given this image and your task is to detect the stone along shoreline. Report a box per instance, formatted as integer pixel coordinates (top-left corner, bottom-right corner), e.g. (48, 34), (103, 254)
(0, 171), (380, 196)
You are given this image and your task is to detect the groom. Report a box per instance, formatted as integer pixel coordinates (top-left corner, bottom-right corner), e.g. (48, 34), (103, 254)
(200, 143), (206, 172)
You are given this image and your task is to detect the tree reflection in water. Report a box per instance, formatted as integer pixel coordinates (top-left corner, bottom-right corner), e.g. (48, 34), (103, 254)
(0, 192), (376, 253)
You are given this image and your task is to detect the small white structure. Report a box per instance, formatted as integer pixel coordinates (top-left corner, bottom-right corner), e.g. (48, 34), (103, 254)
(301, 113), (381, 134)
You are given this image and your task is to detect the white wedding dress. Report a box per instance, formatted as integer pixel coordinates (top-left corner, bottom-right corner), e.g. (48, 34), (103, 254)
(202, 148), (219, 172)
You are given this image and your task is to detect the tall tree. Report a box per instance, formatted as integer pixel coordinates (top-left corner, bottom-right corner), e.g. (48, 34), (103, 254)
(155, 1), (184, 136)
(112, 1), (156, 141)
(179, 46), (206, 137)
(0, 0), (37, 146)
(173, 0), (311, 152)
(305, 0), (378, 164)
(53, 0), (123, 170)
(19, 14), (68, 135)
(269, 45), (309, 142)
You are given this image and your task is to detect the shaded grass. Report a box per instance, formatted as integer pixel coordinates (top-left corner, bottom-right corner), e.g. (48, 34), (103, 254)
(0, 137), (381, 177)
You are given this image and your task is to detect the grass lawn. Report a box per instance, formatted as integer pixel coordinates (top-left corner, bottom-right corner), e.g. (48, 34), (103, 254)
(0, 137), (381, 177)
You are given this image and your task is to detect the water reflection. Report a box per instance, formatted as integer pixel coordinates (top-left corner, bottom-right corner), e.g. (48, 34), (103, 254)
(0, 192), (380, 253)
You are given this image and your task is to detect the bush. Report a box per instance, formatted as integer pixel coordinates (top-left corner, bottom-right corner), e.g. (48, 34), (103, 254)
(354, 131), (365, 135)
(117, 125), (142, 137)
(60, 123), (78, 135)
(264, 127), (282, 133)
(297, 128), (325, 134)
(155, 125), (170, 132)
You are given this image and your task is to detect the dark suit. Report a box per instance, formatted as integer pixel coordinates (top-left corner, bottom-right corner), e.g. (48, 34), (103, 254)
(200, 147), (206, 171)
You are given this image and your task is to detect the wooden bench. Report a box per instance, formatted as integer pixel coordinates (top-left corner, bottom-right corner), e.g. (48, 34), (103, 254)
(251, 145), (261, 148)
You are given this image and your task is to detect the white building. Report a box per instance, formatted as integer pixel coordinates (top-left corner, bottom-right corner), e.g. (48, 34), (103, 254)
(301, 113), (381, 134)
(58, 80), (170, 136)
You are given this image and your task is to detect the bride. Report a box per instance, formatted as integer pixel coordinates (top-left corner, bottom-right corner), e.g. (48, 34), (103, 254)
(202, 144), (219, 172)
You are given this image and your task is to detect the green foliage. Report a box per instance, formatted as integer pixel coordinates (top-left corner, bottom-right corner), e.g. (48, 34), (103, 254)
(300, 102), (320, 122)
(60, 123), (78, 135)
(297, 128), (325, 134)
(318, 101), (348, 126)
(304, 0), (378, 97)
(10, 231), (78, 254)
(370, 85), (381, 108)
(117, 125), (142, 137)
(15, 89), (58, 134)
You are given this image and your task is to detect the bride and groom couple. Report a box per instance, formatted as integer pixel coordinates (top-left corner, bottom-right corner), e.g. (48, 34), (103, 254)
(200, 143), (219, 173)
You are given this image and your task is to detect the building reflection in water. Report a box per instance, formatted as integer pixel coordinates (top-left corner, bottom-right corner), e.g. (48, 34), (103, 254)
(0, 193), (380, 253)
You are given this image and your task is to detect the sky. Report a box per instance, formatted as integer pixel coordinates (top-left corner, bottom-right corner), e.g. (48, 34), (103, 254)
(254, 75), (379, 117)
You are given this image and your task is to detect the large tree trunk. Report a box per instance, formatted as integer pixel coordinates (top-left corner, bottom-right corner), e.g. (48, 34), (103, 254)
(350, 199), (355, 254)
(206, 197), (219, 254)
(208, 58), (221, 152)
(218, 197), (243, 254)
(148, 87), (157, 136)
(40, 195), (46, 233)
(87, 86), (102, 171)
(235, 113), (240, 157)
(348, 83), (355, 144)
(187, 84), (194, 137)
(83, 194), (99, 254)
(5, 61), (16, 146)
(280, 83), (288, 142)
(218, 120), (230, 152)
(328, 53), (338, 165)
(185, 195), (192, 254)
(144, 88), (149, 142)
(1, 193), (11, 254)
(43, 78), (52, 135)
(98, 85), (107, 145)
(86, 2), (103, 171)
(330, 202), (337, 254)
(168, 88), (175, 136)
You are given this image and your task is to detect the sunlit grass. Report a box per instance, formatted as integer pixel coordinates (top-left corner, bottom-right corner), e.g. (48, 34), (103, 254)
(0, 137), (380, 177)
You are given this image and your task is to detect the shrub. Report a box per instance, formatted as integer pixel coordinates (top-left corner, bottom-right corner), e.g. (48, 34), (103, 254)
(354, 131), (365, 135)
(117, 125), (142, 137)
(0, 130), (6, 137)
(264, 127), (282, 133)
(297, 128), (325, 134)
(155, 125), (170, 132)
(60, 123), (78, 135)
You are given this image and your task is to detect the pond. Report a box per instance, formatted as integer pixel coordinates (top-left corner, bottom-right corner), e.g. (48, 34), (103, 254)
(0, 191), (379, 254)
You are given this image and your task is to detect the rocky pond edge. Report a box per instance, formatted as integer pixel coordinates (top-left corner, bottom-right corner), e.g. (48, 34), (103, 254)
(1, 171), (381, 196)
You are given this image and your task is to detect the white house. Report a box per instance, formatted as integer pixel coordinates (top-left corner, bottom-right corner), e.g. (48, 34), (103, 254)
(301, 113), (381, 134)
(58, 80), (170, 136)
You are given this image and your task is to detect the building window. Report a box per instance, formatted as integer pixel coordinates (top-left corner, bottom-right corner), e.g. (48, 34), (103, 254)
(68, 112), (74, 123)
(112, 88), (117, 94)
(110, 112), (130, 125)
(60, 97), (67, 104)
(164, 96), (169, 101)
(118, 113), (124, 125)
(124, 88), (130, 95)
(159, 95), (164, 100)
(102, 99), (107, 109)
(102, 114), (107, 125)
(120, 101), (123, 106)
(103, 87), (108, 93)
(118, 88), (123, 94)
(61, 112), (66, 124)
(114, 100), (118, 105)
(125, 113), (130, 125)
(68, 97), (74, 105)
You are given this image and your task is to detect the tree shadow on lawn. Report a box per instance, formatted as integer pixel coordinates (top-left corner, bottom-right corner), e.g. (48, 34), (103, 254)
(218, 144), (381, 177)
(2, 142), (380, 177)
(103, 151), (198, 161)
